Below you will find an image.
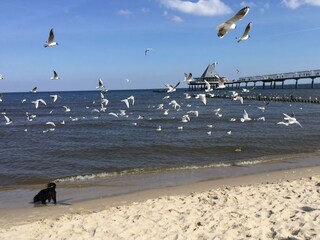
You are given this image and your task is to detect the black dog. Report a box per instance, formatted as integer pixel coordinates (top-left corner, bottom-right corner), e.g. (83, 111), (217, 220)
(33, 182), (57, 205)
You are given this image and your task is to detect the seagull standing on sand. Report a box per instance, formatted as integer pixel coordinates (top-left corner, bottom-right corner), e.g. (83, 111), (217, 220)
(236, 22), (252, 43)
(217, 6), (250, 38)
(44, 28), (58, 47)
(51, 70), (60, 80)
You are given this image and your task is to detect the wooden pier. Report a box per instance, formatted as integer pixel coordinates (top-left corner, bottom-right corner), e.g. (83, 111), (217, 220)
(188, 64), (320, 90)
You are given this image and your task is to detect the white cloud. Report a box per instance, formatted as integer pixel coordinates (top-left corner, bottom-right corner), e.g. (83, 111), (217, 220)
(163, 11), (183, 22)
(282, 0), (320, 9)
(160, 0), (231, 16)
(118, 9), (133, 16)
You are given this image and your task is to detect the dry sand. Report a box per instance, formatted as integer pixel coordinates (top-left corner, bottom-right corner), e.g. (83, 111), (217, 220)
(1, 166), (320, 240)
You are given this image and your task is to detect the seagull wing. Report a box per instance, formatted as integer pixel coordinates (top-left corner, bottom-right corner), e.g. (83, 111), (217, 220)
(226, 7), (250, 24)
(174, 81), (180, 89)
(53, 70), (58, 79)
(121, 99), (130, 108)
(48, 28), (54, 43)
(204, 80), (211, 92)
(243, 22), (252, 36)
(39, 99), (47, 106)
(4, 115), (11, 124)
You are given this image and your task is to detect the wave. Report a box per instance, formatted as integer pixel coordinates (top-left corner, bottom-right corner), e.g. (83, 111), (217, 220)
(54, 158), (272, 183)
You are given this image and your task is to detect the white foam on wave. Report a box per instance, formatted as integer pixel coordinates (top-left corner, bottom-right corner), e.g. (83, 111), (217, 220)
(55, 163), (233, 183)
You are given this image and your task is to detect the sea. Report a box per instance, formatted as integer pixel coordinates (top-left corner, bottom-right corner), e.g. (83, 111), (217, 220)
(0, 84), (320, 208)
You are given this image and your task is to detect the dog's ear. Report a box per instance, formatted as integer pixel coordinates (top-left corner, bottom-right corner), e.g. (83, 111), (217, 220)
(47, 182), (56, 188)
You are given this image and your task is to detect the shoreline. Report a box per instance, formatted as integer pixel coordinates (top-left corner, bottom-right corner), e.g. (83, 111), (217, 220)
(1, 151), (320, 210)
(1, 164), (320, 230)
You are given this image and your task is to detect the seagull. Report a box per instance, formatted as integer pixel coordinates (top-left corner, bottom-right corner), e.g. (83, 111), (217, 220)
(63, 106), (71, 112)
(50, 94), (60, 103)
(282, 113), (303, 127)
(216, 78), (226, 89)
(177, 126), (183, 131)
(46, 122), (56, 127)
(187, 110), (199, 117)
(51, 70), (60, 80)
(97, 78), (105, 89)
(21, 99), (27, 103)
(145, 48), (153, 55)
(121, 98), (130, 108)
(240, 109), (251, 122)
(164, 109), (169, 115)
(236, 22), (252, 43)
(163, 95), (170, 100)
(0, 93), (2, 102)
(0, 74), (3, 80)
(184, 93), (191, 99)
(217, 6), (250, 38)
(109, 112), (119, 118)
(156, 126), (162, 131)
(165, 82), (180, 93)
(233, 96), (243, 104)
(181, 114), (191, 123)
(127, 96), (135, 105)
(44, 28), (58, 47)
(204, 80), (213, 92)
(184, 73), (193, 83)
(169, 100), (181, 110)
(4, 115), (12, 125)
(195, 94), (206, 105)
(31, 87), (37, 93)
(26, 112), (36, 121)
(31, 99), (47, 109)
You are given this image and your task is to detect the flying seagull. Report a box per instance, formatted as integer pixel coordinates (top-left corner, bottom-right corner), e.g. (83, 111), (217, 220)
(165, 81), (180, 93)
(240, 109), (251, 122)
(31, 87), (37, 93)
(44, 28), (58, 47)
(31, 99), (47, 109)
(217, 6), (250, 38)
(184, 73), (193, 83)
(51, 70), (60, 80)
(97, 78), (105, 89)
(237, 22), (252, 43)
(50, 94), (60, 103)
(0, 74), (3, 80)
(145, 48), (153, 55)
(4, 115), (12, 125)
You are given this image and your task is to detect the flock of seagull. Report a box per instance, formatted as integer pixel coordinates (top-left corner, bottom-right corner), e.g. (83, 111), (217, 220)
(0, 6), (303, 133)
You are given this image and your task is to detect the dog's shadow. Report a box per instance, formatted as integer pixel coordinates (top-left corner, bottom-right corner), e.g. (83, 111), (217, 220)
(30, 198), (73, 207)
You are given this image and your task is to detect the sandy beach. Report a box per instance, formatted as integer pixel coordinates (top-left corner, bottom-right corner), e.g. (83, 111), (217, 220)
(0, 166), (320, 240)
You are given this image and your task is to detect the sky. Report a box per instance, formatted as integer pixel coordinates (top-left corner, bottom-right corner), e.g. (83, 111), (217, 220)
(1, 0), (320, 92)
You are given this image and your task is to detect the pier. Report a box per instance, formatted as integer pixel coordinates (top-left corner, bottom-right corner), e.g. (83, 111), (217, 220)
(188, 63), (320, 90)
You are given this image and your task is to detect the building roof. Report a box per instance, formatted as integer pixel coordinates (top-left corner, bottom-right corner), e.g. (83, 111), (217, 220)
(200, 62), (219, 78)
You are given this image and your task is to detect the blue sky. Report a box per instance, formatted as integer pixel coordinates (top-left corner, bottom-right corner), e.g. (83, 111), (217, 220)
(1, 0), (320, 92)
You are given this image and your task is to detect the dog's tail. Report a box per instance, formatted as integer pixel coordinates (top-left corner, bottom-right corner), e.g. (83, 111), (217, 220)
(47, 182), (56, 189)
